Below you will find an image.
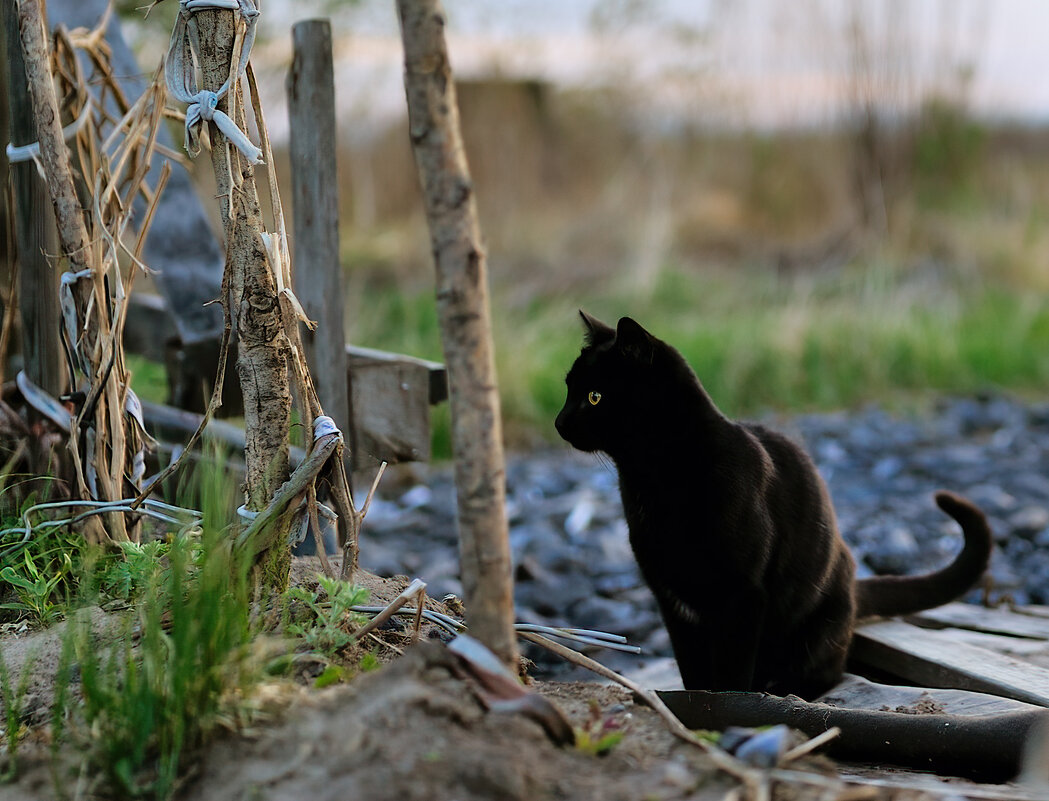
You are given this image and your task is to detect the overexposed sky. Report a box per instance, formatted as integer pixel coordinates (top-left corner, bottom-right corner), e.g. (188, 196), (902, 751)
(250, 0), (1049, 140)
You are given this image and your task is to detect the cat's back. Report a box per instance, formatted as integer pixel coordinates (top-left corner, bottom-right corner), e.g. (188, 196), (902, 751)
(740, 420), (852, 590)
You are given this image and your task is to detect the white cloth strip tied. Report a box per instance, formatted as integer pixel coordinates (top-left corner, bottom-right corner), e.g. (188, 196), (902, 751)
(6, 97), (94, 165)
(164, 0), (264, 165)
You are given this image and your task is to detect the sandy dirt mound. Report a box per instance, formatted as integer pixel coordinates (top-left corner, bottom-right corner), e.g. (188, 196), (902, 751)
(187, 641), (734, 801)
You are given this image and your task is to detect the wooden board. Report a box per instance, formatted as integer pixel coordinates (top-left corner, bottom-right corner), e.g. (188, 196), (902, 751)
(909, 602), (1049, 640)
(124, 294), (449, 466)
(346, 345), (448, 405)
(1013, 605), (1049, 620)
(288, 21), (350, 463)
(852, 620), (1049, 707)
(930, 628), (1049, 657)
(346, 351), (434, 470)
(819, 672), (1044, 716)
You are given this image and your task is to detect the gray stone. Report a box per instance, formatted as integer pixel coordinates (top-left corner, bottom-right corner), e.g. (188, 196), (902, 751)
(1009, 506), (1049, 539)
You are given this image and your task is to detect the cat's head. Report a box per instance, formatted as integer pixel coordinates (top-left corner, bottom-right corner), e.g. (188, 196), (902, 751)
(555, 311), (678, 455)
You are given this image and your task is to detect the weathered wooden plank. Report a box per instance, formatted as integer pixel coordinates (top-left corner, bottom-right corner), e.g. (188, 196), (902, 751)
(837, 769), (1047, 801)
(346, 353), (432, 469)
(346, 344), (448, 404)
(932, 628), (1049, 657)
(287, 19), (350, 445)
(1014, 605), (1049, 620)
(909, 602), (1049, 640)
(852, 620), (1049, 707)
(820, 672), (1045, 716)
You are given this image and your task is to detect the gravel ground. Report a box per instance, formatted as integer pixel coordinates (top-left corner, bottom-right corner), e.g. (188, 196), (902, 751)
(357, 394), (1049, 677)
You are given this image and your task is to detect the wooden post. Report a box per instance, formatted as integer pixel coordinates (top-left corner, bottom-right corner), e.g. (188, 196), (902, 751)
(286, 19), (350, 456)
(396, 0), (518, 667)
(3, 0), (63, 403)
(0, 0), (12, 299)
(14, 0), (90, 273)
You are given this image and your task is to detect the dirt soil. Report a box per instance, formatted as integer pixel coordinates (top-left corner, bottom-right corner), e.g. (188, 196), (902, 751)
(0, 560), (1027, 801)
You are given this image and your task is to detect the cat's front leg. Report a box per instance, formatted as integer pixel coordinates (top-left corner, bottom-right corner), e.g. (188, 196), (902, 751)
(704, 590), (766, 691)
(664, 589), (766, 692)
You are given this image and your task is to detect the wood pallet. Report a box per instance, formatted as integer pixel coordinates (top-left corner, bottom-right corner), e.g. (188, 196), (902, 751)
(851, 602), (1049, 706)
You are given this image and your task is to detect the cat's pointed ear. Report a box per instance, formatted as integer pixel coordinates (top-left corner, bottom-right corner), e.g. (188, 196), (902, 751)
(616, 317), (655, 363)
(579, 309), (615, 346)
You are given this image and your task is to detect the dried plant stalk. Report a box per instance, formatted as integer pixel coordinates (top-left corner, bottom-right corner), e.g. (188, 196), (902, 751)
(13, 4), (173, 542)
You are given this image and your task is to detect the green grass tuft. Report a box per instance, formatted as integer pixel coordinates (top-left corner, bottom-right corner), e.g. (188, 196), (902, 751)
(66, 529), (256, 799)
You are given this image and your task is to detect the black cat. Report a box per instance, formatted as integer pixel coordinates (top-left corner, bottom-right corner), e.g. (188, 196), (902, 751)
(556, 312), (992, 699)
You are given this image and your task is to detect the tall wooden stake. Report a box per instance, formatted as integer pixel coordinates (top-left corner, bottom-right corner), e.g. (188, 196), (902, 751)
(3, 0), (63, 409)
(14, 0), (90, 273)
(287, 19), (350, 459)
(396, 0), (518, 667)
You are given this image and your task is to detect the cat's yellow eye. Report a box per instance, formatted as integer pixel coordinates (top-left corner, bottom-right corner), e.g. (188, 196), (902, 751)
(588, 391), (602, 406)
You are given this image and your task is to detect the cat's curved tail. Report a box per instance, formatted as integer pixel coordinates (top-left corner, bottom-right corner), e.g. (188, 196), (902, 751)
(855, 491), (993, 619)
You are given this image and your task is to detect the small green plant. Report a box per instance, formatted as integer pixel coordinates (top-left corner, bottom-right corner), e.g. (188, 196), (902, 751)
(92, 539), (172, 603)
(284, 575), (370, 659)
(574, 698), (625, 757)
(68, 530), (256, 799)
(0, 549), (71, 625)
(0, 646), (37, 781)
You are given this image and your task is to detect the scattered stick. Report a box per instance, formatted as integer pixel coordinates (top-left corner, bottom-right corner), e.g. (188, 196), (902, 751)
(411, 587), (426, 643)
(367, 631), (404, 657)
(783, 727), (841, 764)
(353, 579), (427, 641)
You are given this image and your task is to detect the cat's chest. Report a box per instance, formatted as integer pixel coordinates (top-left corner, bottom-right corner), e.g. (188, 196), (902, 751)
(617, 469), (725, 534)
(616, 467), (770, 581)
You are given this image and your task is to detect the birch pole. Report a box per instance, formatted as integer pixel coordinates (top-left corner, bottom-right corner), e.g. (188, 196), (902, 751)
(396, 0), (518, 667)
(191, 9), (291, 529)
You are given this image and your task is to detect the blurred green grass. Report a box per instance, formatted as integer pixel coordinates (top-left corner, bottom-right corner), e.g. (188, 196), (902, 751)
(346, 263), (1049, 455)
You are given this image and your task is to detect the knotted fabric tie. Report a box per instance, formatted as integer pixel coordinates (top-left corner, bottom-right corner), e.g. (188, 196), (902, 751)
(164, 0), (264, 165)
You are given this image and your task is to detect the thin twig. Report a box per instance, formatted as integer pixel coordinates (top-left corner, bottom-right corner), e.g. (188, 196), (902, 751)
(411, 585), (426, 643)
(518, 631), (755, 785)
(339, 460), (387, 581)
(782, 727), (841, 764)
(307, 484), (335, 581)
(360, 461), (387, 519)
(367, 631), (404, 656)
